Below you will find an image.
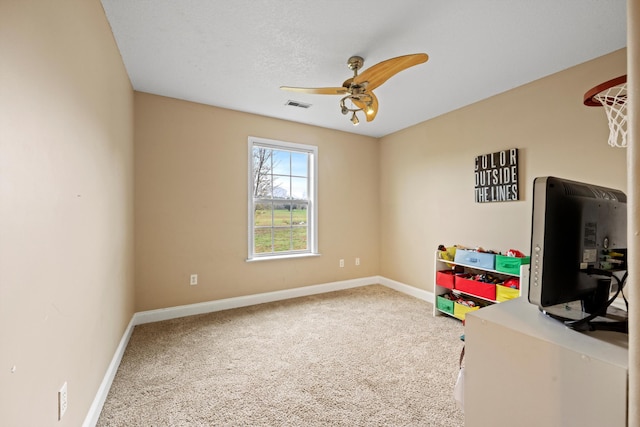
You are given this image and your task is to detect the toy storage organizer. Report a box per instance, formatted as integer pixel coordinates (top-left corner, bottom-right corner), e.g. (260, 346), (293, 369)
(433, 249), (530, 320)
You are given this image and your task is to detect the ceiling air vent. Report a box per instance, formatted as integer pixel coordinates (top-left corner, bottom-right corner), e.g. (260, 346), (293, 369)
(285, 100), (311, 109)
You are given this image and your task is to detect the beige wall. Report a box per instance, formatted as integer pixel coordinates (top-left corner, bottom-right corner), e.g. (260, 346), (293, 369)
(0, 1), (134, 426)
(379, 49), (627, 290)
(0, 0), (629, 422)
(134, 93), (380, 311)
(135, 49), (628, 310)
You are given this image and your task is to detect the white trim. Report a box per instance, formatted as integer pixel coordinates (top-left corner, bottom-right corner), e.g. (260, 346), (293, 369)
(82, 316), (136, 427)
(247, 138), (255, 256)
(249, 136), (317, 153)
(247, 136), (319, 260)
(377, 276), (435, 304)
(83, 276), (432, 425)
(134, 277), (377, 325)
(246, 252), (321, 262)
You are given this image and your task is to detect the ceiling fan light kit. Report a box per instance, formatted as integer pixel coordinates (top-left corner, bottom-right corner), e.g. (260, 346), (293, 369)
(281, 53), (428, 126)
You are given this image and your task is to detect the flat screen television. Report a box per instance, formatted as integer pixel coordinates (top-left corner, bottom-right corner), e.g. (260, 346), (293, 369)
(528, 176), (628, 332)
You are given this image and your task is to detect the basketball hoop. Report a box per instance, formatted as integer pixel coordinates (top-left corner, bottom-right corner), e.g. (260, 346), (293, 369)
(584, 75), (628, 148)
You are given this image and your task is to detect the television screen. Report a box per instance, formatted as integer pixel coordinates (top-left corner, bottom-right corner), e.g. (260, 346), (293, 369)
(528, 176), (627, 329)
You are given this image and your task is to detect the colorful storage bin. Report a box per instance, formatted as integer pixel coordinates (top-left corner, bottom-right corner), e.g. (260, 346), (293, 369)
(453, 302), (480, 320)
(495, 255), (530, 275)
(455, 275), (497, 300)
(454, 249), (496, 270)
(436, 270), (456, 289)
(496, 284), (520, 302)
(436, 295), (455, 315)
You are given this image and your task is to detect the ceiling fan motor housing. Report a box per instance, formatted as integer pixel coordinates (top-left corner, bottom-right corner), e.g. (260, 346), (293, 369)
(347, 56), (364, 72)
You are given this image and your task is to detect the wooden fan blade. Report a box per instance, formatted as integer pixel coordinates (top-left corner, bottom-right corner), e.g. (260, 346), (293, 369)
(353, 53), (428, 91)
(280, 86), (348, 95)
(351, 91), (379, 122)
(366, 92), (379, 121)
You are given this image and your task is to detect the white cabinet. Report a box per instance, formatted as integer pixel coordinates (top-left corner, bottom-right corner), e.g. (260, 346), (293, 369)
(464, 299), (628, 427)
(433, 250), (530, 319)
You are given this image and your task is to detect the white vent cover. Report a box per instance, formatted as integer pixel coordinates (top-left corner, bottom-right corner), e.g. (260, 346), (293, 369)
(285, 100), (311, 109)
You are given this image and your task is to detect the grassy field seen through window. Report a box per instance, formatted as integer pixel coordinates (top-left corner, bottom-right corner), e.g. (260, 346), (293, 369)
(254, 209), (308, 253)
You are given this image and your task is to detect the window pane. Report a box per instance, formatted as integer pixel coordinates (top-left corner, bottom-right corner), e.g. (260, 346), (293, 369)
(272, 204), (291, 226)
(272, 175), (290, 199)
(272, 150), (290, 175)
(291, 152), (308, 177)
(273, 228), (292, 252)
(291, 204), (307, 225)
(292, 226), (308, 250)
(291, 177), (307, 199)
(252, 148), (273, 198)
(254, 228), (272, 253)
(254, 202), (272, 227)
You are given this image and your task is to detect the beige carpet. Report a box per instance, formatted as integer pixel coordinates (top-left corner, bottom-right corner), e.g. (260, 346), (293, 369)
(97, 285), (465, 426)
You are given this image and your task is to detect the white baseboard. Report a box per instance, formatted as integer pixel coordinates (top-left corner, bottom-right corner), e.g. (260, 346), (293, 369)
(378, 276), (434, 304)
(83, 316), (136, 427)
(133, 276), (379, 325)
(83, 276), (432, 426)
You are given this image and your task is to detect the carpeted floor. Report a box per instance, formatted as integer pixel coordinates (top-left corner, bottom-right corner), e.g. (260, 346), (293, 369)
(97, 285), (465, 426)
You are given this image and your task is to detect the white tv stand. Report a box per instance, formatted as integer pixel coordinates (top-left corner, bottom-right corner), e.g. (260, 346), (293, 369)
(464, 298), (628, 427)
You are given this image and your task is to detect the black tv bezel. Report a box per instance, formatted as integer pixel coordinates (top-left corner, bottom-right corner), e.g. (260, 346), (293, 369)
(528, 176), (627, 322)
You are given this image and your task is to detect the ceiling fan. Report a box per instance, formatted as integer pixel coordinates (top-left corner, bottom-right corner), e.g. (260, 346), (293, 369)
(280, 53), (429, 125)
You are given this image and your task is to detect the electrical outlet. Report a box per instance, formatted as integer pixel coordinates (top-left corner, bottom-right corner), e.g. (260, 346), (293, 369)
(339, 259), (344, 268)
(355, 257), (360, 266)
(58, 382), (67, 420)
(190, 274), (198, 285)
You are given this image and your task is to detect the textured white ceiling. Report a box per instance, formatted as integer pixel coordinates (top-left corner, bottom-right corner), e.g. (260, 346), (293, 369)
(100, 0), (627, 138)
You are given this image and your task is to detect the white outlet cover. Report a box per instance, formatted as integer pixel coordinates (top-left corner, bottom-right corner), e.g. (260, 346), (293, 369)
(58, 382), (68, 420)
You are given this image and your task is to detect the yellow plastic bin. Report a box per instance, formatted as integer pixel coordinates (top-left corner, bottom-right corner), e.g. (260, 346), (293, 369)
(496, 284), (520, 302)
(453, 302), (480, 321)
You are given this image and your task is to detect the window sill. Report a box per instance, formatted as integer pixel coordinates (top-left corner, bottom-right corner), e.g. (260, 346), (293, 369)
(246, 253), (321, 262)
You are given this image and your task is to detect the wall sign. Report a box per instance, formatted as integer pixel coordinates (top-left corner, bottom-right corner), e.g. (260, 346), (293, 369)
(474, 148), (519, 203)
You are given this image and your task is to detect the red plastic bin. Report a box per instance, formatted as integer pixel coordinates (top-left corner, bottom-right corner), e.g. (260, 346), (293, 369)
(436, 270), (456, 289)
(455, 275), (497, 300)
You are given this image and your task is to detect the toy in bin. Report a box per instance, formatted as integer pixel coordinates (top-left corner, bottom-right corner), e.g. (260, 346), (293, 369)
(437, 244), (457, 262)
(505, 249), (526, 258)
(441, 292), (477, 307)
(503, 277), (520, 290)
(467, 272), (502, 285)
(441, 293), (481, 321)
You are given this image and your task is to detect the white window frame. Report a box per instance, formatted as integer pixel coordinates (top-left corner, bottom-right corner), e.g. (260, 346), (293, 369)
(247, 137), (319, 261)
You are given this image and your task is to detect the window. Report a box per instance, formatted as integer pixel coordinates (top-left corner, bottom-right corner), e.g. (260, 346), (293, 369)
(248, 137), (318, 260)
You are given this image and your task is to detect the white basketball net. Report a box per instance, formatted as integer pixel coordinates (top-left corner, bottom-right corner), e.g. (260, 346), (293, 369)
(593, 82), (628, 148)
